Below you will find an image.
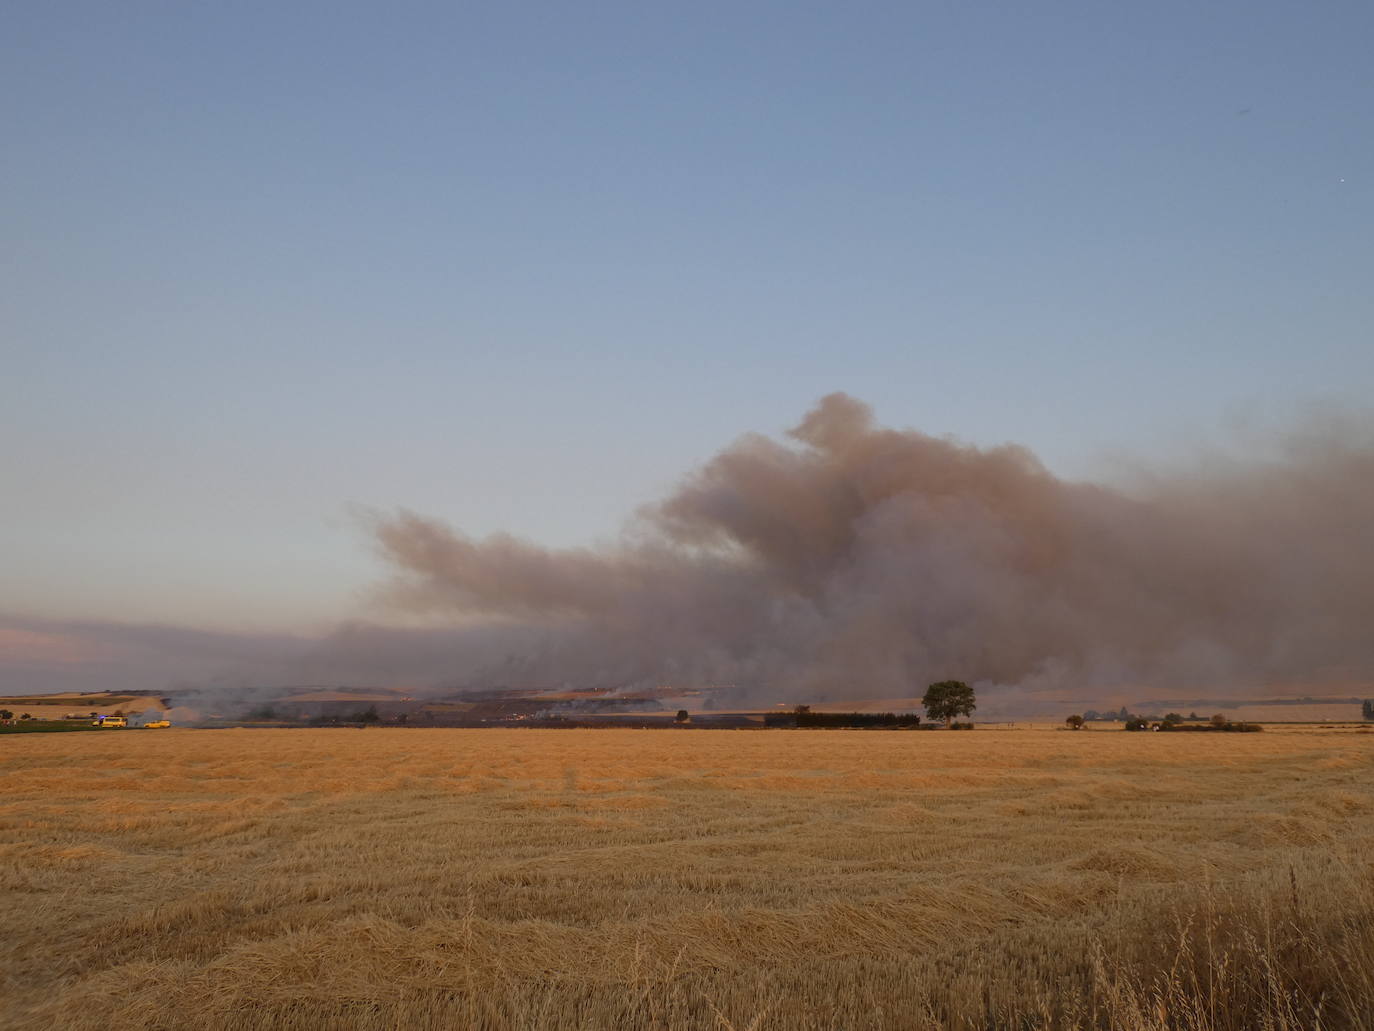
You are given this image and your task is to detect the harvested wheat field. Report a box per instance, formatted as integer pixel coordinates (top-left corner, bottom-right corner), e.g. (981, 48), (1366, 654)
(3, 728), (1373, 1030)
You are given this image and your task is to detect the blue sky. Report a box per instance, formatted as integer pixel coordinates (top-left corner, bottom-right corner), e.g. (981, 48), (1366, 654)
(4, 0), (1371, 639)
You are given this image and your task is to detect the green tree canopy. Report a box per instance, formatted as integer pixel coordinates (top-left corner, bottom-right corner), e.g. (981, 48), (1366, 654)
(923, 681), (976, 727)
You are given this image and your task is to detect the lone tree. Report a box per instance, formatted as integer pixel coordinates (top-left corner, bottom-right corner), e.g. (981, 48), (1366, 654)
(1065, 714), (1085, 730)
(923, 681), (976, 728)
(674, 709), (690, 724)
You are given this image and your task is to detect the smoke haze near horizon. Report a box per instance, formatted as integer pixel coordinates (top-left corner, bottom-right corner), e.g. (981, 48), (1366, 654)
(4, 393), (1372, 706)
(363, 393), (1374, 700)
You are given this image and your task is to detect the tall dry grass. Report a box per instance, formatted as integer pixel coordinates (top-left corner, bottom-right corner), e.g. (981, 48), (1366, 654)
(2, 727), (1371, 1029)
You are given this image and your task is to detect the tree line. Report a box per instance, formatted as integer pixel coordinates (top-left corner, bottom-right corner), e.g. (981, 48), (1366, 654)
(1065, 711), (1262, 732)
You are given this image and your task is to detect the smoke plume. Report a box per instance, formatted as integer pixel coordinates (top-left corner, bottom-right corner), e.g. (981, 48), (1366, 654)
(370, 393), (1374, 698)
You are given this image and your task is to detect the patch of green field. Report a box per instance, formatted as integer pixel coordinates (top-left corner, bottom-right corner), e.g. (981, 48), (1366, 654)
(0, 721), (100, 734)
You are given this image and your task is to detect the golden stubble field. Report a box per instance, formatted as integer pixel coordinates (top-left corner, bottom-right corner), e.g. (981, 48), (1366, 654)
(3, 727), (1373, 1030)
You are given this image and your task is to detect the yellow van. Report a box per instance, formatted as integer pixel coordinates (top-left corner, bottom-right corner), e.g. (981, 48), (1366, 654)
(92, 715), (127, 728)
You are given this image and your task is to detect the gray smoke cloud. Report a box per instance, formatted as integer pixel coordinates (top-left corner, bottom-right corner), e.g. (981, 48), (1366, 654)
(6, 394), (1368, 706)
(369, 393), (1374, 699)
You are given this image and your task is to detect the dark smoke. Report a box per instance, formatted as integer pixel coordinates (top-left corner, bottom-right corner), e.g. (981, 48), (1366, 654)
(370, 393), (1374, 699)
